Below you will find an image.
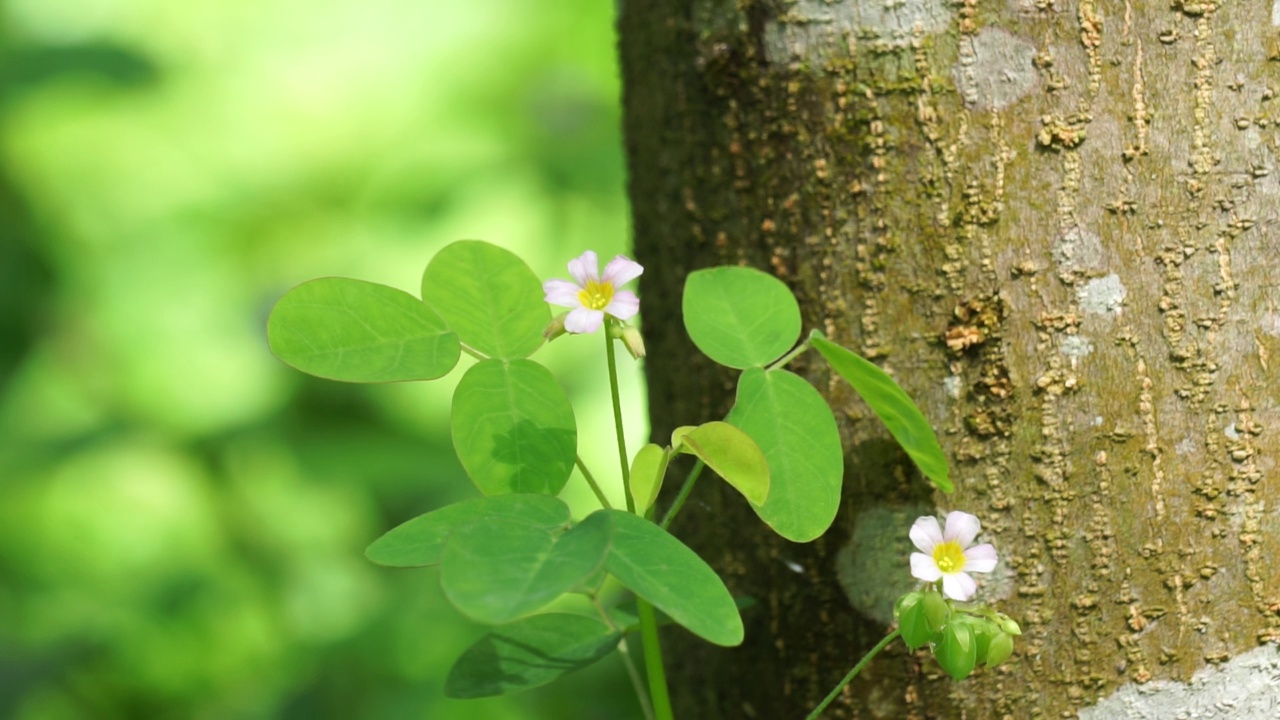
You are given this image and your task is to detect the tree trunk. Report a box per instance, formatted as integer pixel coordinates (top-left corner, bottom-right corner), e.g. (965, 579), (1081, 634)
(620, 1), (1280, 718)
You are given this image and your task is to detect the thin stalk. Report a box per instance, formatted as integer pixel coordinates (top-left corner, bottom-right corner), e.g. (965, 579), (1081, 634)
(766, 339), (811, 371)
(592, 599), (654, 720)
(604, 327), (635, 513)
(804, 629), (901, 720)
(636, 598), (674, 720)
(575, 455), (613, 509)
(459, 342), (488, 360)
(659, 460), (705, 531)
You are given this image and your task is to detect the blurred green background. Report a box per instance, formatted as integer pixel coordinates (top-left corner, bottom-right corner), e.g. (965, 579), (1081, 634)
(0, 0), (645, 717)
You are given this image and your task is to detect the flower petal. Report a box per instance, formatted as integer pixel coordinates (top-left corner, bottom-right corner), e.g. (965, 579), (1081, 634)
(543, 279), (583, 307)
(602, 255), (644, 287)
(943, 511), (982, 548)
(568, 251), (599, 286)
(605, 290), (640, 320)
(910, 553), (943, 582)
(909, 516), (944, 553)
(941, 572), (977, 601)
(564, 307), (604, 334)
(963, 543), (998, 573)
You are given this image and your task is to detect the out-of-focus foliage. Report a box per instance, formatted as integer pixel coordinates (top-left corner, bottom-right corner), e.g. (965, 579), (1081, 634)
(0, 0), (641, 717)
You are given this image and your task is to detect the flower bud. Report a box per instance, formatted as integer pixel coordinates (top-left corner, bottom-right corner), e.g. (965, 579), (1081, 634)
(620, 325), (646, 360)
(985, 631), (1014, 667)
(544, 312), (570, 342)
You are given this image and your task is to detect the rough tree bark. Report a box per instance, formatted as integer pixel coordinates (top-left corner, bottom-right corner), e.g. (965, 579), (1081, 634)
(620, 1), (1280, 718)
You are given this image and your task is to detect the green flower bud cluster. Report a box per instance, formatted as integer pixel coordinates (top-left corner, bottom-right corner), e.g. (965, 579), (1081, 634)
(894, 590), (1021, 681)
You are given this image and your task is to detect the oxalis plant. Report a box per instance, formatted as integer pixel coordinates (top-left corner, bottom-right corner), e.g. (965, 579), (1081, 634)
(266, 240), (1020, 719)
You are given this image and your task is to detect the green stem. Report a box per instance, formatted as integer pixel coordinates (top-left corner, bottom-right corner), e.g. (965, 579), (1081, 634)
(804, 629), (900, 720)
(592, 599), (654, 720)
(575, 455), (613, 509)
(766, 339), (811, 371)
(659, 460), (705, 531)
(604, 325), (635, 513)
(636, 598), (674, 720)
(459, 342), (488, 360)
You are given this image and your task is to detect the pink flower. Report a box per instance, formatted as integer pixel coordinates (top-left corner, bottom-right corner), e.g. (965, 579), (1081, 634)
(909, 511), (998, 601)
(543, 251), (643, 334)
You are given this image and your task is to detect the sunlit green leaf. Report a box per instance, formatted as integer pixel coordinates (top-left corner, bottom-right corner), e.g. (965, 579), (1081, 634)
(440, 512), (612, 624)
(675, 421), (769, 506)
(629, 444), (670, 514)
(810, 331), (953, 493)
(365, 494), (571, 568)
(599, 509), (742, 647)
(267, 277), (460, 383)
(682, 266), (801, 369)
(451, 359), (577, 496)
(421, 240), (548, 359)
(444, 613), (621, 698)
(726, 368), (844, 542)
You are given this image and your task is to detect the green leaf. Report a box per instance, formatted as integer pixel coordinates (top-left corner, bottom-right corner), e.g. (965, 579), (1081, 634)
(936, 621), (978, 681)
(810, 332), (953, 493)
(421, 240), (548, 360)
(267, 277), (461, 383)
(444, 613), (621, 698)
(365, 494), (571, 568)
(600, 509), (743, 646)
(451, 359), (577, 496)
(675, 421), (770, 506)
(440, 512), (612, 624)
(726, 368), (844, 542)
(682, 266), (801, 369)
(895, 593), (938, 651)
(629, 444), (670, 513)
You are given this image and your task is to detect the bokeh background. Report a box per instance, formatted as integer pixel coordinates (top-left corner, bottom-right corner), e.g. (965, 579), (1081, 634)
(0, 0), (645, 717)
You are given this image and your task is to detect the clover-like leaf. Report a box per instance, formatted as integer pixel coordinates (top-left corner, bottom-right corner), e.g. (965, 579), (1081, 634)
(726, 368), (844, 542)
(421, 240), (548, 359)
(599, 509), (743, 646)
(444, 613), (621, 698)
(629, 443), (671, 513)
(451, 359), (577, 496)
(440, 512), (612, 625)
(811, 331), (952, 493)
(674, 421), (769, 506)
(268, 277), (460, 382)
(682, 266), (801, 369)
(365, 494), (571, 568)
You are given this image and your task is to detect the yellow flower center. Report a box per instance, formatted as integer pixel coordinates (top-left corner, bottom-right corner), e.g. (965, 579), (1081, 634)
(932, 541), (966, 574)
(578, 279), (615, 311)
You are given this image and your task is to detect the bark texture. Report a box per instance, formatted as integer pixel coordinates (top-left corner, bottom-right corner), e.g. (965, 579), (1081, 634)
(620, 1), (1280, 718)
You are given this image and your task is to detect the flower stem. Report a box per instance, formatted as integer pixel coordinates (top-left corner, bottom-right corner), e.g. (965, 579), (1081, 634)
(604, 326), (635, 513)
(575, 455), (613, 509)
(804, 629), (900, 720)
(659, 460), (705, 531)
(636, 598), (674, 720)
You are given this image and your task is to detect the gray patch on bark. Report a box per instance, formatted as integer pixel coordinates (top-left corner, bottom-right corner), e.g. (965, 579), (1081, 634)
(1260, 311), (1280, 337)
(953, 28), (1039, 111)
(835, 504), (929, 625)
(761, 0), (952, 65)
(1078, 274), (1127, 317)
(1052, 226), (1104, 272)
(1060, 335), (1093, 359)
(1078, 646), (1280, 719)
(1273, 0), (1280, 26)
